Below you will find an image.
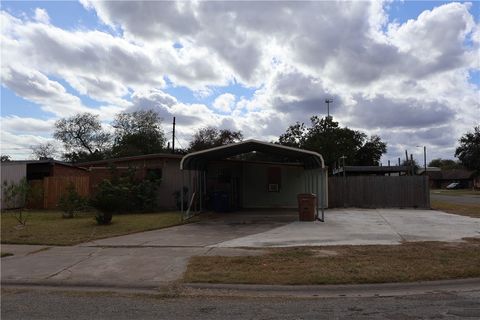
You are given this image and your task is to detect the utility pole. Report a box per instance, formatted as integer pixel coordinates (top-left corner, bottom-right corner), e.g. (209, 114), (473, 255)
(325, 99), (333, 118)
(172, 117), (176, 154)
(416, 145), (427, 174)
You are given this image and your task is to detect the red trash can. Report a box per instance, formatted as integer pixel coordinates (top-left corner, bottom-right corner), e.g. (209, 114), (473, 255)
(297, 193), (316, 221)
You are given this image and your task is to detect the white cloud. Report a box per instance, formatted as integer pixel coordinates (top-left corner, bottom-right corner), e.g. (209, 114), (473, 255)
(212, 93), (236, 113)
(34, 8), (50, 24)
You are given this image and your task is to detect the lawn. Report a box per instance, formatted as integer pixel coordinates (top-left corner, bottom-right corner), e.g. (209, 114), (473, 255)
(1, 210), (186, 246)
(184, 239), (480, 285)
(431, 200), (480, 218)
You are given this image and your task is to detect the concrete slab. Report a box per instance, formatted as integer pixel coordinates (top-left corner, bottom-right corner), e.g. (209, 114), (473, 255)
(212, 209), (480, 248)
(1, 246), (100, 281)
(82, 212), (294, 247)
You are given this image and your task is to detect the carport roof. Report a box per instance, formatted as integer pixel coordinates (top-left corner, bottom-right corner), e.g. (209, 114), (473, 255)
(180, 139), (325, 170)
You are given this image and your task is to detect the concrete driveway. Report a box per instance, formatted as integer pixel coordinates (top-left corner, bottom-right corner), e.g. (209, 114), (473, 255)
(81, 211), (297, 247)
(213, 209), (480, 247)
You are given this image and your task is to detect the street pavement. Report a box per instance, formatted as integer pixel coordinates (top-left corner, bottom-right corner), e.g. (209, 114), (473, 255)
(431, 192), (480, 205)
(2, 285), (480, 320)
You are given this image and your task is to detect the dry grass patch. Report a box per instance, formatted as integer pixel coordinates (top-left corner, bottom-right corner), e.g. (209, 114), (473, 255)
(1, 210), (185, 246)
(431, 200), (480, 218)
(184, 239), (480, 285)
(1, 252), (13, 258)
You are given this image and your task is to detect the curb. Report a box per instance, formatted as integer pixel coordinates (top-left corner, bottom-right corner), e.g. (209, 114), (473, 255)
(3, 278), (480, 298)
(1, 279), (173, 295)
(183, 278), (480, 298)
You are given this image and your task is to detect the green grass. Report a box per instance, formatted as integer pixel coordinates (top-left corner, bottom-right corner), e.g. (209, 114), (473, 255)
(184, 239), (480, 285)
(1, 210), (186, 246)
(431, 200), (480, 218)
(1, 252), (14, 258)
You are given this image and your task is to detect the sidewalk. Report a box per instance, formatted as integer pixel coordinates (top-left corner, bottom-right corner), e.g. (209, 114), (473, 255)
(1, 244), (263, 288)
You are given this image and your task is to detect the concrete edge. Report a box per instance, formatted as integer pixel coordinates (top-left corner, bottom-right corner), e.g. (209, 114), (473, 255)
(1, 279), (171, 294)
(182, 278), (480, 298)
(3, 278), (480, 298)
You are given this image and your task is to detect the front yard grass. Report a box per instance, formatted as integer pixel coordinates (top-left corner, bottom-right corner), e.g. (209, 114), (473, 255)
(431, 200), (480, 218)
(1, 210), (185, 246)
(184, 239), (480, 285)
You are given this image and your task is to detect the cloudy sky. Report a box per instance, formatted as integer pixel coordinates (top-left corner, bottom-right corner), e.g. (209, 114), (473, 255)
(1, 1), (479, 164)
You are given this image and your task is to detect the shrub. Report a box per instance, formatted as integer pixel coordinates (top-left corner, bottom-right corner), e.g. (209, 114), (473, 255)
(58, 183), (88, 218)
(95, 211), (112, 225)
(90, 166), (161, 214)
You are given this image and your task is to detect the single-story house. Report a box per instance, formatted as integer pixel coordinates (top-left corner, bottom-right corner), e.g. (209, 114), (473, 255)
(426, 168), (479, 189)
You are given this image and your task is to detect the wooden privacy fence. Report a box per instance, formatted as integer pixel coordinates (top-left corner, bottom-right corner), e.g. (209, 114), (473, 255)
(328, 176), (430, 209)
(43, 176), (90, 209)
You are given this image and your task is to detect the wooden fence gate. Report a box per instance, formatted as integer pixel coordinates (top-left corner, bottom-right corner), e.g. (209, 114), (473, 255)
(328, 176), (430, 208)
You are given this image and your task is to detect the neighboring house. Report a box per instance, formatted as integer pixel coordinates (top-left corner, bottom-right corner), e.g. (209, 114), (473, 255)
(427, 169), (479, 189)
(1, 160), (89, 210)
(417, 167), (442, 188)
(77, 153), (184, 209)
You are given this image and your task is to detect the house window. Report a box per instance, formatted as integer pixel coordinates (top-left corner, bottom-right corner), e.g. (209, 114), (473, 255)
(267, 167), (281, 192)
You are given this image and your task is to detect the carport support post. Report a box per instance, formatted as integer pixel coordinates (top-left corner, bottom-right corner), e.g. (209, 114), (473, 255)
(316, 169), (319, 220)
(181, 170), (184, 219)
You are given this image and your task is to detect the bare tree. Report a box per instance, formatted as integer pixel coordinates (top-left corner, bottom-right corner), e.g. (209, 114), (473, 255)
(31, 142), (58, 160)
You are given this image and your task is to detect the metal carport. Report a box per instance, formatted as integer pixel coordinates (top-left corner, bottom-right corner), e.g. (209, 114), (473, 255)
(180, 139), (327, 221)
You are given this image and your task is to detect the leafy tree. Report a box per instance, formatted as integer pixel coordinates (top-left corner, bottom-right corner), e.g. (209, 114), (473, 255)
(111, 110), (166, 157)
(455, 126), (480, 172)
(54, 113), (111, 163)
(428, 158), (464, 170)
(355, 135), (387, 166)
(31, 142), (57, 160)
(1, 155), (11, 162)
(278, 116), (387, 169)
(189, 127), (243, 152)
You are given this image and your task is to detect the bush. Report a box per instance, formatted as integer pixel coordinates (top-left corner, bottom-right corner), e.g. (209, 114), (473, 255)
(58, 183), (88, 218)
(90, 166), (161, 214)
(95, 211), (112, 225)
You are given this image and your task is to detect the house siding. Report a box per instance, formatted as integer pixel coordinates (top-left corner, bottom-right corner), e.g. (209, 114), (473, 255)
(1, 163), (27, 210)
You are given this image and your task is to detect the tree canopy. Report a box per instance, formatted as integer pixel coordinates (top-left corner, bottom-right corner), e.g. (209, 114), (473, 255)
(428, 158), (464, 170)
(54, 113), (111, 162)
(455, 126), (480, 172)
(189, 127), (243, 152)
(111, 110), (167, 157)
(278, 116), (387, 169)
